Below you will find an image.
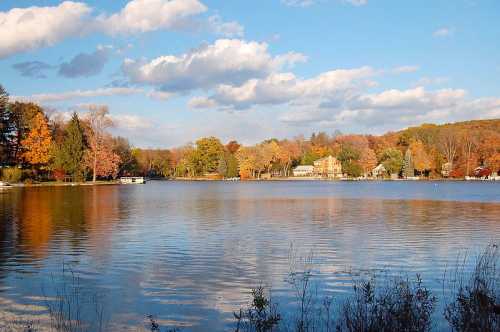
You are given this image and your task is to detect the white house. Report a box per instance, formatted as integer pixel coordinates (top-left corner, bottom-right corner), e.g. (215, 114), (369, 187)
(372, 164), (386, 178)
(293, 165), (314, 177)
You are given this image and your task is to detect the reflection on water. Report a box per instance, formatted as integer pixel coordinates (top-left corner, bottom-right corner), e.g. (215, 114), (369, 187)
(0, 181), (499, 331)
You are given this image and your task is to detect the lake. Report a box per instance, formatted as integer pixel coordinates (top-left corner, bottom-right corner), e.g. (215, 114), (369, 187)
(0, 181), (499, 331)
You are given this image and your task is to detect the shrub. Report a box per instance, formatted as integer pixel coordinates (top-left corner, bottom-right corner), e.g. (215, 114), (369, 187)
(52, 169), (66, 181)
(337, 275), (436, 332)
(449, 169), (464, 178)
(234, 286), (281, 332)
(444, 244), (499, 332)
(1, 167), (23, 183)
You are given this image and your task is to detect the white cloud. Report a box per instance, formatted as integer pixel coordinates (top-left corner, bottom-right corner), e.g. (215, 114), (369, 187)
(147, 90), (175, 101)
(281, 0), (316, 7)
(414, 77), (450, 86)
(433, 27), (453, 37)
(344, 0), (368, 6)
(190, 66), (376, 109)
(279, 86), (496, 132)
(122, 39), (307, 92)
(282, 0), (367, 7)
(351, 87), (466, 110)
(0, 1), (91, 58)
(111, 114), (154, 130)
(392, 65), (419, 74)
(13, 87), (143, 103)
(208, 15), (244, 37)
(97, 0), (207, 35)
(0, 0), (208, 58)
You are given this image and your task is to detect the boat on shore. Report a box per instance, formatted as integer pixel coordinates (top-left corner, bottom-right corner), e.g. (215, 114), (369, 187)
(0, 181), (12, 189)
(120, 177), (146, 184)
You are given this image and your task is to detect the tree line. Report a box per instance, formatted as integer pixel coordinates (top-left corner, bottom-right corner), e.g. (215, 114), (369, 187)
(1, 84), (499, 182)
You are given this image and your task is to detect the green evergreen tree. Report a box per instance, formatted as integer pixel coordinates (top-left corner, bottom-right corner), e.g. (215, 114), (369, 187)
(53, 113), (86, 180)
(403, 149), (414, 178)
(0, 85), (11, 165)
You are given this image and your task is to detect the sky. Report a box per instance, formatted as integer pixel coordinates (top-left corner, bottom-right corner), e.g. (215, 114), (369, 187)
(1, 0), (499, 148)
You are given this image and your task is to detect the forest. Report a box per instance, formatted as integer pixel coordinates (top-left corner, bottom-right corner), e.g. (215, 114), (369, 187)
(1, 84), (499, 182)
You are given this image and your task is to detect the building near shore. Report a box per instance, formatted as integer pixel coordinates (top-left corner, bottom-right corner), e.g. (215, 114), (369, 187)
(293, 165), (314, 177)
(372, 164), (386, 178)
(313, 156), (342, 178)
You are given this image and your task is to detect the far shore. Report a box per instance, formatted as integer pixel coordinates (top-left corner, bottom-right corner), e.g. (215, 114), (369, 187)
(3, 177), (499, 187)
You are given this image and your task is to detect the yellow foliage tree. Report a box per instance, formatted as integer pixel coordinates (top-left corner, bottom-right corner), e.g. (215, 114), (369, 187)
(21, 112), (53, 166)
(409, 139), (432, 173)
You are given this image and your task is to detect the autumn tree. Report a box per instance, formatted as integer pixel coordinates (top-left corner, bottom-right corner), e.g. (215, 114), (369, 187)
(336, 144), (362, 177)
(278, 140), (300, 176)
(112, 136), (138, 176)
(8, 102), (44, 163)
(21, 112), (53, 167)
(409, 140), (432, 175)
(83, 135), (121, 179)
(196, 136), (224, 174)
(226, 140), (241, 154)
(438, 128), (459, 170)
(236, 146), (259, 178)
(460, 131), (477, 176)
(52, 113), (86, 180)
(84, 106), (113, 182)
(359, 148), (377, 176)
(380, 148), (403, 176)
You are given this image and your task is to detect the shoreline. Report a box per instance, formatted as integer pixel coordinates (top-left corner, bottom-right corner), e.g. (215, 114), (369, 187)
(3, 177), (499, 187)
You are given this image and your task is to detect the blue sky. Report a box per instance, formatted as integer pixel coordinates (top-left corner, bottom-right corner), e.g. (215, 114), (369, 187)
(1, 0), (499, 147)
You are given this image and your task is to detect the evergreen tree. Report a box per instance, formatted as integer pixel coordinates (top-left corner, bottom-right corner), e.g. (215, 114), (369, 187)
(53, 113), (86, 180)
(403, 149), (414, 178)
(0, 85), (11, 165)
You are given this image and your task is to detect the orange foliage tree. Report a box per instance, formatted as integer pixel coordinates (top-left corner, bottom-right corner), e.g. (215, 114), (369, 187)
(409, 140), (432, 174)
(83, 136), (121, 179)
(21, 112), (53, 167)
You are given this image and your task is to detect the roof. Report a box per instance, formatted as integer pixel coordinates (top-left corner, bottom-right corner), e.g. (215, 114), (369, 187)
(294, 165), (314, 171)
(314, 155), (336, 162)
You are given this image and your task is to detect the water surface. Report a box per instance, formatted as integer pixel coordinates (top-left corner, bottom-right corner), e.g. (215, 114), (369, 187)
(0, 181), (499, 330)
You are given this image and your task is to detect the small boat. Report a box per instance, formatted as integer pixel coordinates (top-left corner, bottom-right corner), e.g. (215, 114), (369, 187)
(0, 181), (12, 189)
(119, 177), (146, 184)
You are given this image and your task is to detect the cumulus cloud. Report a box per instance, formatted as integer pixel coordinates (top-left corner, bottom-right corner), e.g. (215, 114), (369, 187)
(12, 87), (143, 103)
(279, 85), (496, 133)
(58, 46), (111, 78)
(122, 39), (307, 92)
(344, 0), (368, 6)
(96, 0), (207, 35)
(392, 65), (419, 74)
(147, 90), (175, 101)
(350, 87), (466, 110)
(0, 1), (91, 58)
(281, 0), (316, 7)
(282, 0), (367, 7)
(0, 0), (208, 58)
(111, 114), (154, 130)
(208, 15), (244, 37)
(189, 66), (376, 109)
(12, 61), (54, 79)
(414, 77), (450, 86)
(433, 27), (453, 37)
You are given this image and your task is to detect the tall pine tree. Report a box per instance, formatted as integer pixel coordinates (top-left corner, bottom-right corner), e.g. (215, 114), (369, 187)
(403, 148), (414, 178)
(53, 113), (86, 180)
(0, 84), (11, 165)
